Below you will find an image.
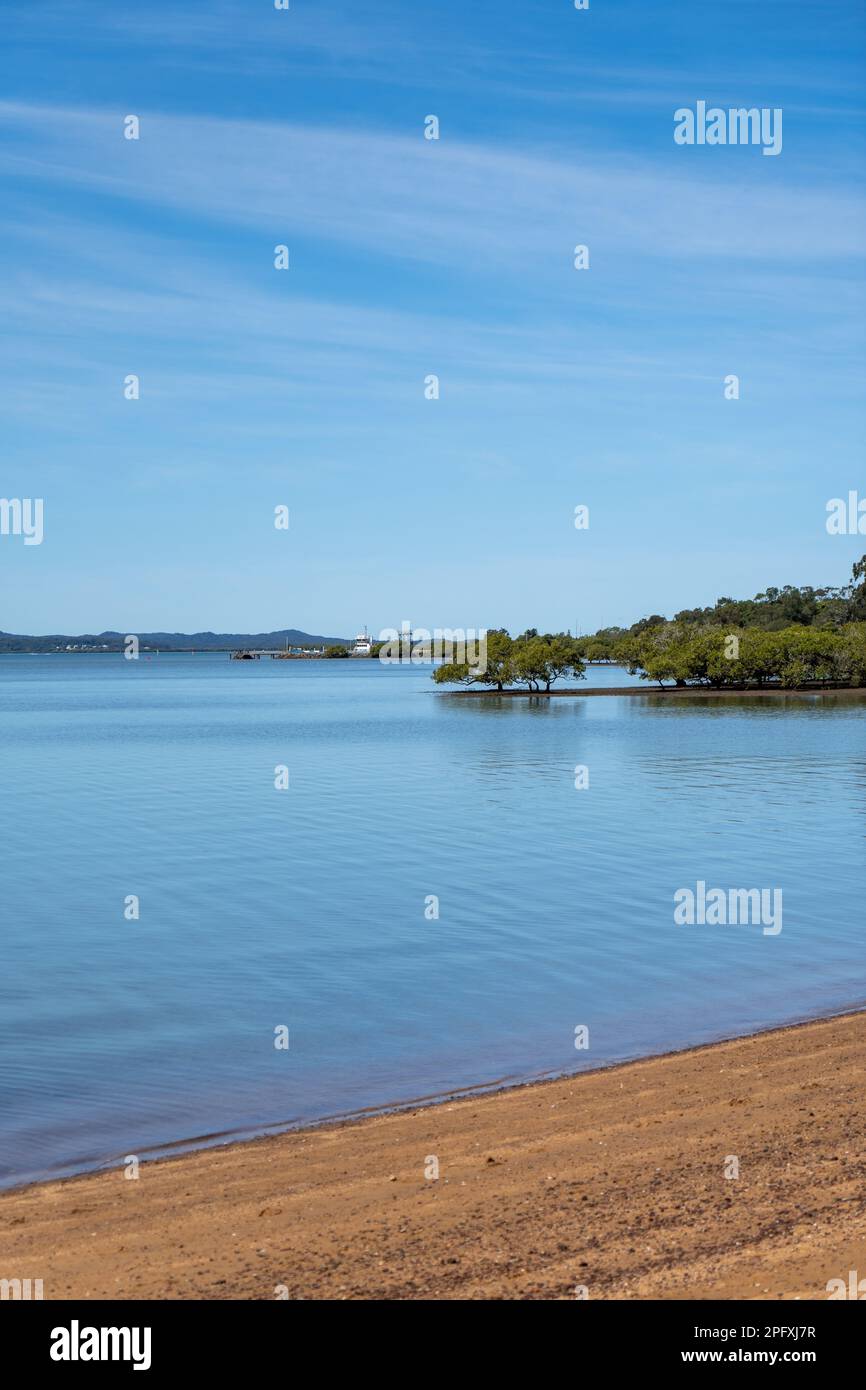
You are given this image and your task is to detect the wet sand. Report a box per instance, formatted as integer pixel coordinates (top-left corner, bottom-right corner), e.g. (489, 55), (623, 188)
(2, 1011), (864, 1300)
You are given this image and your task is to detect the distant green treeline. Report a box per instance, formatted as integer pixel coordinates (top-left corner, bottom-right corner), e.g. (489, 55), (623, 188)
(433, 555), (866, 692)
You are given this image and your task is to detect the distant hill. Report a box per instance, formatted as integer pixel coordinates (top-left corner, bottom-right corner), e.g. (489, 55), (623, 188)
(0, 630), (349, 653)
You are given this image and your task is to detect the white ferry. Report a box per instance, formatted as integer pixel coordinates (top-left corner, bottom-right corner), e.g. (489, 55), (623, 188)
(350, 627), (373, 656)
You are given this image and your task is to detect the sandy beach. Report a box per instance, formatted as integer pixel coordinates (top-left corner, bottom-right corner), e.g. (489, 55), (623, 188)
(2, 1010), (864, 1300)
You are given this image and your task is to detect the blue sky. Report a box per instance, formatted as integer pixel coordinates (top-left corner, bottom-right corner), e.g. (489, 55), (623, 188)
(1, 0), (865, 636)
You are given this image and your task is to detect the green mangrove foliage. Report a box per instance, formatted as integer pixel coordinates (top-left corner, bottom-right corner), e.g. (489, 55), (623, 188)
(615, 622), (866, 689)
(431, 557), (866, 690)
(433, 630), (586, 691)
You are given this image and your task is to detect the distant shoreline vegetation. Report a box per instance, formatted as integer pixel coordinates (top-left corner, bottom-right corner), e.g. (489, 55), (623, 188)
(433, 556), (866, 693)
(0, 628), (346, 655)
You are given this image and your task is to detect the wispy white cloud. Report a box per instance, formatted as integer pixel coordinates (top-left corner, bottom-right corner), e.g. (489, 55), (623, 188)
(0, 95), (862, 449)
(1, 102), (863, 271)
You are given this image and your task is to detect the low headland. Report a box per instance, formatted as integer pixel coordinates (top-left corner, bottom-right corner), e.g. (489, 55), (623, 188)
(433, 559), (866, 695)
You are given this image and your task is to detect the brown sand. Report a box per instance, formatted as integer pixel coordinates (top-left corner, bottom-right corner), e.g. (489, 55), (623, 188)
(2, 1012), (864, 1300)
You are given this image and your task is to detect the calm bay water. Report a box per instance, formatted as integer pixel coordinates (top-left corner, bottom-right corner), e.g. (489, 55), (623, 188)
(1, 654), (864, 1189)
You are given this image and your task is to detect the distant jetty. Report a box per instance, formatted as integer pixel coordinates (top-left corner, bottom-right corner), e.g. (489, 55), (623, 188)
(230, 647), (325, 660)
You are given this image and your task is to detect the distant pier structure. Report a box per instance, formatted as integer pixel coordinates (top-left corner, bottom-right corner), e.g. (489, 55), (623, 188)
(230, 645), (325, 660)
